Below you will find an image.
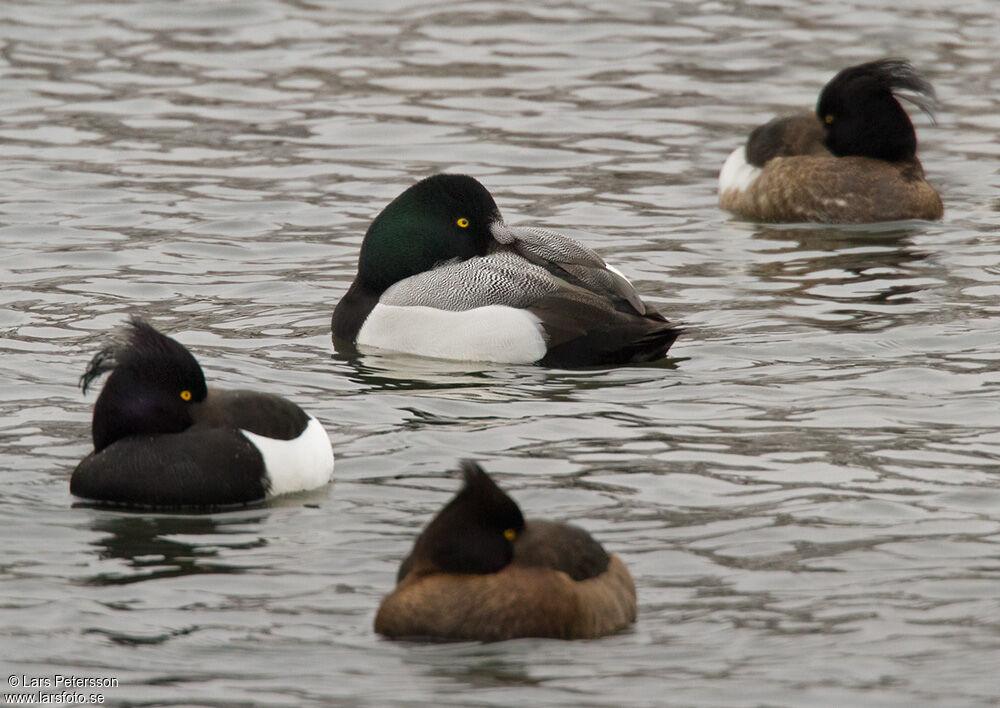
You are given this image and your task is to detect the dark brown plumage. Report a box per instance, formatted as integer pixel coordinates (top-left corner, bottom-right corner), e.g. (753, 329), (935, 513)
(723, 148), (942, 223)
(719, 59), (943, 223)
(374, 462), (637, 641)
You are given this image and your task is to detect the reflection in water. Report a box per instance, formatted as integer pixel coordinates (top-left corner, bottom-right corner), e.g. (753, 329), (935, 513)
(397, 642), (545, 691)
(747, 224), (936, 331)
(334, 350), (511, 392)
(81, 511), (267, 586)
(335, 348), (680, 395)
(750, 224), (928, 282)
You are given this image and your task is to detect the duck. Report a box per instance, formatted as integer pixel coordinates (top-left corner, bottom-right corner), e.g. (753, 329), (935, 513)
(374, 461), (637, 641)
(71, 317), (334, 510)
(331, 174), (678, 366)
(718, 58), (943, 223)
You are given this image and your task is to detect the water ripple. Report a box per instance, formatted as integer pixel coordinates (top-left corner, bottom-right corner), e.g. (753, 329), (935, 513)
(2, 1), (999, 706)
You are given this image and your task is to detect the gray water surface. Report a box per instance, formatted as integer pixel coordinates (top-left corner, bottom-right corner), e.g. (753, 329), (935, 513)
(2, 1), (999, 706)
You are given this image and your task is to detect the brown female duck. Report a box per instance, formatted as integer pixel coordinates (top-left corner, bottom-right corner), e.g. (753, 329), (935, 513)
(719, 58), (943, 223)
(374, 461), (636, 641)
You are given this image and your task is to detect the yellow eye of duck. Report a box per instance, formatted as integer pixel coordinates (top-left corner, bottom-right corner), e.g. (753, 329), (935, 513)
(456, 217), (469, 228)
(180, 390), (192, 401)
(503, 528), (516, 541)
(824, 114), (834, 124)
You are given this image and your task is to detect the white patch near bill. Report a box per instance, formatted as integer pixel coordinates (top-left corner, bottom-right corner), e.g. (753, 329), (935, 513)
(357, 303), (547, 363)
(718, 145), (762, 196)
(241, 416), (334, 497)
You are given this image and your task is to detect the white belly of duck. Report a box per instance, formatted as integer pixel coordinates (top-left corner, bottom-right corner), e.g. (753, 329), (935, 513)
(718, 145), (762, 199)
(356, 303), (547, 363)
(240, 416), (334, 497)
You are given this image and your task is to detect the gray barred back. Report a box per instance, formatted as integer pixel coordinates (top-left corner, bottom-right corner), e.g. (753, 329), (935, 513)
(379, 251), (557, 311)
(499, 226), (645, 314)
(494, 226), (607, 266)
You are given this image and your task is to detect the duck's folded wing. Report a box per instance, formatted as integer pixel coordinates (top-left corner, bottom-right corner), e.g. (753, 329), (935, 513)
(382, 228), (648, 317)
(492, 226), (646, 314)
(513, 520), (610, 581)
(745, 113), (829, 167)
(379, 251), (557, 310)
(192, 389), (309, 440)
(377, 244), (679, 366)
(526, 288), (678, 366)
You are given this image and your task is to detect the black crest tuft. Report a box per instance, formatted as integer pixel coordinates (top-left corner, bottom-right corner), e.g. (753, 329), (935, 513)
(80, 317), (205, 395)
(456, 460), (525, 531)
(859, 58), (937, 120)
(459, 458), (491, 490)
(822, 58), (937, 121)
(404, 460), (525, 578)
(817, 58), (936, 162)
(81, 317), (208, 451)
(80, 346), (117, 394)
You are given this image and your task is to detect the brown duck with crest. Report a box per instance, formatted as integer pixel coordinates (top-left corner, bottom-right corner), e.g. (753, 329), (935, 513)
(374, 461), (636, 641)
(719, 58), (943, 223)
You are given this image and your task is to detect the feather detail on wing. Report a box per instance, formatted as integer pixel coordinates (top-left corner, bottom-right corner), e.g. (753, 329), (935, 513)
(378, 251), (557, 310)
(490, 225), (646, 314)
(744, 113), (829, 167)
(371, 225), (678, 365)
(526, 289), (677, 367)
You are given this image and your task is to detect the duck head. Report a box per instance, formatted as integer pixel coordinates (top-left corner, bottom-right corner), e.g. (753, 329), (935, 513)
(407, 460), (526, 577)
(816, 58), (935, 162)
(357, 174), (502, 294)
(81, 318), (208, 451)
